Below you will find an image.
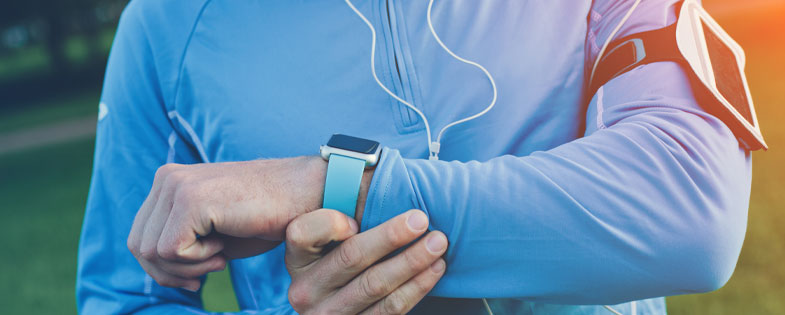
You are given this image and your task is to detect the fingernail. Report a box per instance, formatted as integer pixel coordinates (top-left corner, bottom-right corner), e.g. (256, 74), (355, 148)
(184, 284), (200, 292)
(430, 259), (445, 273)
(407, 211), (429, 231)
(347, 217), (359, 232)
(426, 233), (447, 253)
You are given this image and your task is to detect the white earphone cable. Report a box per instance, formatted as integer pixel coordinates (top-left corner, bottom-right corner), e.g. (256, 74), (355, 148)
(344, 0), (497, 161)
(344, 0), (434, 159)
(482, 296), (494, 315)
(603, 305), (626, 315)
(426, 0), (498, 160)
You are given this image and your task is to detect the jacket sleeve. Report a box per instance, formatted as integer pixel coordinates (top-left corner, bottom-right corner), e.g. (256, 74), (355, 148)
(74, 2), (295, 314)
(358, 0), (751, 304)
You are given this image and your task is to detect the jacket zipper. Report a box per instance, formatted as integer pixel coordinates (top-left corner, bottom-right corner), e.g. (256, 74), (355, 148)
(386, 0), (404, 87)
(383, 0), (418, 127)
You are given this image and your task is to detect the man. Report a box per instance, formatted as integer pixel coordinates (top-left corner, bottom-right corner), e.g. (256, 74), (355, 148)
(77, 0), (752, 314)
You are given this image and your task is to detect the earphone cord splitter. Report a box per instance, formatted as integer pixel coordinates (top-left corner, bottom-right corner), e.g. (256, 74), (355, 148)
(344, 0), (497, 161)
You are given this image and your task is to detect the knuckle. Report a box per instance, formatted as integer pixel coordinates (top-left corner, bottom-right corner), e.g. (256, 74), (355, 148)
(412, 273), (436, 294)
(127, 238), (138, 256)
(336, 239), (364, 270)
(381, 294), (408, 315)
(328, 211), (350, 234)
(285, 221), (307, 248)
(156, 243), (177, 261)
(139, 246), (157, 261)
(155, 163), (180, 180)
(402, 247), (430, 270)
(287, 282), (312, 311)
(154, 165), (170, 179)
(359, 272), (390, 300)
(384, 224), (408, 247)
(164, 169), (190, 189)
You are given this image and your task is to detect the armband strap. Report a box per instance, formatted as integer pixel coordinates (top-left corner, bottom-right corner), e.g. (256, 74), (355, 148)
(589, 23), (682, 98)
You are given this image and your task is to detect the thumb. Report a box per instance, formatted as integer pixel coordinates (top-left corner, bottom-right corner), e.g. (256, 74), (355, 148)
(285, 209), (359, 273)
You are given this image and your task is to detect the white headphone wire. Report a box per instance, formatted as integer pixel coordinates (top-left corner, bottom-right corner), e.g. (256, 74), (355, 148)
(344, 0), (498, 160)
(603, 305), (625, 315)
(426, 0), (498, 158)
(344, 0), (434, 159)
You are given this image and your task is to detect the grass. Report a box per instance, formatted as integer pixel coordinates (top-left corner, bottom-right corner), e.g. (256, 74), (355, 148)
(0, 139), (95, 313)
(0, 2), (783, 314)
(0, 91), (100, 133)
(0, 138), (240, 313)
(203, 268), (241, 311)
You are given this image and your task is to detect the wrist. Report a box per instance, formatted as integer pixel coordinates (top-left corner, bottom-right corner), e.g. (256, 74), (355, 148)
(304, 155), (372, 224)
(355, 167), (373, 223)
(300, 156), (328, 214)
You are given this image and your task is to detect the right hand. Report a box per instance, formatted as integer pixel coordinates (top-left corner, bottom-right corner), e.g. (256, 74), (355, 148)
(126, 157), (325, 291)
(285, 209), (448, 314)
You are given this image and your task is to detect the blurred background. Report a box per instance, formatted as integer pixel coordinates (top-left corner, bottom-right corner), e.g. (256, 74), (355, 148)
(0, 0), (782, 313)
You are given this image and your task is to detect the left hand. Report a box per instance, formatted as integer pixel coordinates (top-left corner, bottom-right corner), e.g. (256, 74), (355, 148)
(126, 156), (327, 291)
(285, 209), (448, 314)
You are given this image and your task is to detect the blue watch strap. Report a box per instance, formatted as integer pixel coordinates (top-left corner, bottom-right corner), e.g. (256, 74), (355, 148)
(322, 154), (366, 218)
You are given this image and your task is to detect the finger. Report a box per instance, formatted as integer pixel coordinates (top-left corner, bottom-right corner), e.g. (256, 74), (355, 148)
(128, 164), (178, 253)
(156, 212), (225, 263)
(313, 209), (430, 288)
(138, 178), (177, 262)
(220, 235), (281, 260)
(328, 231), (448, 314)
(138, 258), (202, 292)
(128, 192), (158, 252)
(155, 253), (227, 280)
(285, 209), (359, 272)
(359, 259), (446, 315)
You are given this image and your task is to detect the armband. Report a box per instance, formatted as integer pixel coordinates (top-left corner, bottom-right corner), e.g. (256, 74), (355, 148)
(590, 0), (767, 150)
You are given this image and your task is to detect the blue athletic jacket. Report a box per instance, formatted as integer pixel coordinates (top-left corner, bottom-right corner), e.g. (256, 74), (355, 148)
(77, 0), (751, 314)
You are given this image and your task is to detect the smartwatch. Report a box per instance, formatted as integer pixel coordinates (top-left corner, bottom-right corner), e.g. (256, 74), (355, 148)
(320, 134), (382, 218)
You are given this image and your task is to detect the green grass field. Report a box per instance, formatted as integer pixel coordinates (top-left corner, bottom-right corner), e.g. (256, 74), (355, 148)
(0, 138), (239, 313)
(0, 90), (99, 133)
(0, 3), (783, 314)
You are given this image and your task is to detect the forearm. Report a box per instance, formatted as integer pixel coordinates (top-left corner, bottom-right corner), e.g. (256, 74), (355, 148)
(357, 62), (751, 304)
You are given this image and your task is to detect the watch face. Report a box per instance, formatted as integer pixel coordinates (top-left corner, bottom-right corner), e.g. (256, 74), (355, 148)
(327, 134), (380, 154)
